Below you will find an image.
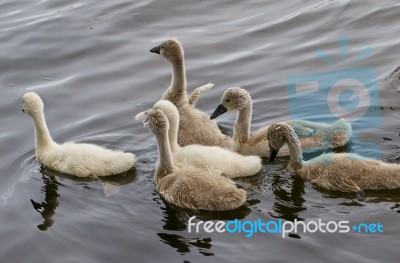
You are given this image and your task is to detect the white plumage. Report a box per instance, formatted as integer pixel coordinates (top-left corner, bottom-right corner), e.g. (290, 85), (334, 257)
(23, 92), (135, 177)
(150, 100), (262, 178)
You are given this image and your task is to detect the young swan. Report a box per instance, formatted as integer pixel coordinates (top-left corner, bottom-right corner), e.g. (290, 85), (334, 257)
(150, 100), (262, 178)
(268, 123), (400, 193)
(150, 38), (232, 148)
(136, 108), (246, 211)
(23, 92), (135, 177)
(210, 87), (352, 157)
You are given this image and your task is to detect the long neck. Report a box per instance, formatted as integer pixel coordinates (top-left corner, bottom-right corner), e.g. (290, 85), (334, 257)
(284, 130), (304, 172)
(155, 130), (175, 179)
(170, 56), (187, 100)
(233, 103), (252, 145)
(32, 112), (55, 151)
(166, 113), (180, 153)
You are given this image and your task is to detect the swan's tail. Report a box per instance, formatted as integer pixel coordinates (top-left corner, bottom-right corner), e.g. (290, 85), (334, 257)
(243, 156), (263, 177)
(231, 155), (262, 178)
(188, 83), (214, 105)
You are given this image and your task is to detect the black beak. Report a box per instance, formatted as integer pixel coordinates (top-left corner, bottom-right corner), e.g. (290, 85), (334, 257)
(269, 146), (279, 162)
(210, 104), (227, 120)
(150, 45), (160, 54)
(22, 109), (25, 113)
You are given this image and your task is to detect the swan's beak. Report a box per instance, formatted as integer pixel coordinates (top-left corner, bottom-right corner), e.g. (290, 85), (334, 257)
(22, 109), (25, 113)
(135, 111), (146, 121)
(150, 45), (160, 54)
(269, 147), (279, 162)
(210, 104), (227, 120)
(135, 111), (151, 128)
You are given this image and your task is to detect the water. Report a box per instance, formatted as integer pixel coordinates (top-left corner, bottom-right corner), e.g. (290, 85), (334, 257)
(1, 0), (400, 262)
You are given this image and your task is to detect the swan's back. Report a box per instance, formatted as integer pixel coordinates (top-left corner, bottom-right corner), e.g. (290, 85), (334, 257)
(157, 167), (246, 211)
(177, 103), (233, 148)
(41, 142), (135, 177)
(175, 144), (261, 178)
(302, 153), (400, 191)
(153, 99), (232, 149)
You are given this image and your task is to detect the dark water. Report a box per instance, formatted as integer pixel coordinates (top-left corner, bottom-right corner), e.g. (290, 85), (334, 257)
(1, 0), (400, 262)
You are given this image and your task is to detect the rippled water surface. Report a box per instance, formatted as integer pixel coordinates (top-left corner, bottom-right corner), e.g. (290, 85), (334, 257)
(1, 0), (400, 262)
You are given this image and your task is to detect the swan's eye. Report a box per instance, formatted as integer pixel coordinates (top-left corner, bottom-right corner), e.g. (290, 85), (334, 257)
(226, 99), (231, 103)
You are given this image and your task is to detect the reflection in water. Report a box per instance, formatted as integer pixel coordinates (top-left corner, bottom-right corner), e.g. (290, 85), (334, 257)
(390, 203), (400, 213)
(156, 197), (214, 256)
(320, 187), (400, 209)
(270, 171), (306, 222)
(157, 233), (214, 256)
(31, 171), (60, 231)
(31, 166), (137, 231)
(155, 190), (252, 256)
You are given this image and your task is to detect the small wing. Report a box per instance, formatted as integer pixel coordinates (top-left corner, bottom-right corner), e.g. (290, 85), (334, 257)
(319, 174), (362, 193)
(188, 83), (214, 105)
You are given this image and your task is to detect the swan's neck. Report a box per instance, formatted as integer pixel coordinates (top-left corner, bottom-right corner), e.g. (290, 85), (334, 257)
(155, 130), (175, 179)
(284, 131), (304, 172)
(166, 113), (180, 153)
(233, 103), (252, 146)
(32, 112), (55, 152)
(169, 57), (187, 102)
